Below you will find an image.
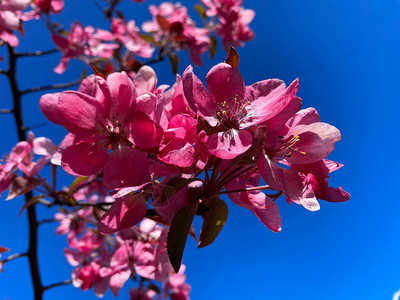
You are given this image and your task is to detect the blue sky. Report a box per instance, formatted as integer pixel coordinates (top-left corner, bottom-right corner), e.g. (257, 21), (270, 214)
(1, 0), (400, 299)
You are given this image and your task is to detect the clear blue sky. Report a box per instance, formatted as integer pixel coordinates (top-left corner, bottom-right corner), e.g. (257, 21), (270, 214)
(1, 0), (400, 299)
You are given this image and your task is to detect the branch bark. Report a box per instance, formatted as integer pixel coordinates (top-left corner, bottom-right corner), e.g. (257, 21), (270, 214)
(7, 44), (44, 300)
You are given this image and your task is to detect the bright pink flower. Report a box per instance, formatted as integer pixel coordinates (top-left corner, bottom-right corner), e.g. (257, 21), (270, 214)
(225, 169), (282, 232)
(0, 0), (30, 47)
(52, 21), (118, 74)
(112, 18), (154, 58)
(34, 0), (63, 13)
(286, 159), (350, 210)
(40, 73), (163, 188)
(142, 2), (210, 66)
(258, 108), (343, 210)
(202, 0), (255, 51)
(183, 62), (299, 159)
(162, 265), (191, 300)
(72, 260), (109, 297)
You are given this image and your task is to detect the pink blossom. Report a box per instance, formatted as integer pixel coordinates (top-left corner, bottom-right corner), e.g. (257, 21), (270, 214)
(112, 18), (154, 58)
(142, 2), (210, 66)
(225, 169), (282, 232)
(162, 265), (191, 300)
(258, 108), (343, 210)
(72, 260), (109, 297)
(52, 21), (118, 74)
(34, 0), (64, 13)
(0, 0), (30, 47)
(286, 159), (350, 210)
(202, 0), (255, 51)
(40, 73), (163, 188)
(182, 62), (299, 159)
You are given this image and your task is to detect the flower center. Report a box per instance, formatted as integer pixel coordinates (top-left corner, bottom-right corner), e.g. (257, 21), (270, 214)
(98, 114), (131, 150)
(216, 95), (251, 130)
(271, 133), (306, 158)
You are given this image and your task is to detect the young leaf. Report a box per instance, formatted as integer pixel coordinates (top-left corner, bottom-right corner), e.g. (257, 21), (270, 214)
(194, 4), (206, 21)
(156, 15), (170, 31)
(67, 176), (88, 205)
(168, 53), (179, 74)
(210, 35), (217, 58)
(167, 204), (197, 273)
(6, 177), (45, 201)
(198, 197), (228, 248)
(225, 47), (240, 68)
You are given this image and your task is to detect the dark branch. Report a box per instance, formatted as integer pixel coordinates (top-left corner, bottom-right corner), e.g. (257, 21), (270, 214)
(16, 49), (58, 58)
(21, 80), (81, 95)
(43, 279), (72, 291)
(1, 252), (27, 264)
(7, 44), (44, 300)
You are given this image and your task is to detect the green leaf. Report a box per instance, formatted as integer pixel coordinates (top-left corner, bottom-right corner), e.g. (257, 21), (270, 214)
(67, 176), (88, 205)
(194, 4), (206, 21)
(168, 53), (179, 74)
(167, 204), (197, 273)
(225, 47), (240, 68)
(198, 198), (228, 248)
(210, 35), (217, 58)
(140, 34), (155, 43)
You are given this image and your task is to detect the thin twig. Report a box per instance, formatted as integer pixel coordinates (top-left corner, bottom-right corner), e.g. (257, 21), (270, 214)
(43, 279), (72, 291)
(16, 49), (58, 58)
(0, 109), (13, 114)
(1, 252), (28, 264)
(20, 80), (81, 95)
(218, 185), (272, 195)
(38, 218), (57, 225)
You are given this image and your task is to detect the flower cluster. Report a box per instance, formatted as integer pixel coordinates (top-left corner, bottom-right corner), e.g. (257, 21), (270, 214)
(0, 132), (57, 199)
(38, 50), (349, 282)
(0, 0), (30, 48)
(55, 187), (191, 298)
(201, 0), (255, 51)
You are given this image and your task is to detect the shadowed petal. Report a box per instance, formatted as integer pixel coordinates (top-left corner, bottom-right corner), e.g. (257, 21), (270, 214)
(207, 128), (252, 159)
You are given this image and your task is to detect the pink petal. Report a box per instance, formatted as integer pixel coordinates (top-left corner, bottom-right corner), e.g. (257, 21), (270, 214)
(182, 65), (218, 126)
(129, 112), (163, 149)
(109, 269), (132, 297)
(252, 201), (282, 232)
(61, 143), (107, 176)
(287, 122), (341, 164)
(206, 63), (245, 103)
(102, 146), (150, 188)
(241, 78), (299, 128)
(57, 91), (101, 136)
(134, 66), (157, 95)
(207, 128), (252, 159)
(39, 93), (61, 124)
(98, 193), (147, 235)
(107, 72), (136, 120)
(285, 107), (320, 128)
(33, 137), (57, 156)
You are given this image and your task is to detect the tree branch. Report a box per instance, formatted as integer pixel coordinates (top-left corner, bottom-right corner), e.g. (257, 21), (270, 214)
(43, 279), (72, 291)
(7, 44), (44, 300)
(21, 80), (81, 95)
(1, 252), (27, 264)
(16, 49), (58, 58)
